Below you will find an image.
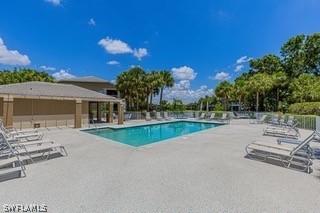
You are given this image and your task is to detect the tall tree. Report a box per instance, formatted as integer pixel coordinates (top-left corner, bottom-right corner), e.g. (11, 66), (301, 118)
(247, 73), (273, 111)
(233, 75), (249, 111)
(271, 71), (288, 111)
(249, 54), (284, 75)
(158, 70), (174, 109)
(116, 67), (146, 111)
(281, 33), (320, 77)
(305, 33), (320, 74)
(281, 35), (308, 77)
(215, 81), (232, 111)
(144, 71), (162, 111)
(290, 74), (320, 103)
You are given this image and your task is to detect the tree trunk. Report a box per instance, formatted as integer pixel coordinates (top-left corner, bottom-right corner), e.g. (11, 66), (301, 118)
(256, 92), (259, 112)
(149, 93), (153, 111)
(276, 88), (279, 111)
(150, 93), (153, 105)
(147, 95), (150, 112)
(136, 95), (139, 111)
(224, 95), (228, 111)
(159, 87), (164, 109)
(238, 98), (241, 112)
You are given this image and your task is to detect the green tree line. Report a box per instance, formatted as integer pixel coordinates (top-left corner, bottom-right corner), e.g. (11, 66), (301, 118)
(214, 33), (320, 112)
(116, 67), (174, 111)
(0, 68), (54, 84)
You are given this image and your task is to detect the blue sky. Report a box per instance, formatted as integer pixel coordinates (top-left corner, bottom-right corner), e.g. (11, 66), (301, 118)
(0, 0), (320, 102)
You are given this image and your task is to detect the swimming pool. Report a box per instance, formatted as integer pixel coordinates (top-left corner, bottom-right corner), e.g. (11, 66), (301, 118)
(83, 121), (221, 147)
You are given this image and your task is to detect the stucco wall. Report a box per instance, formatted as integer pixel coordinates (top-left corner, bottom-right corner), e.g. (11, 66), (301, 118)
(13, 99), (77, 115)
(11, 99), (89, 129)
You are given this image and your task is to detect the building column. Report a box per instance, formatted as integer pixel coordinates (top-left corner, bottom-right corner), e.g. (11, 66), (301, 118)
(2, 96), (14, 127)
(118, 102), (124, 125)
(108, 102), (114, 123)
(97, 102), (101, 122)
(75, 99), (82, 128)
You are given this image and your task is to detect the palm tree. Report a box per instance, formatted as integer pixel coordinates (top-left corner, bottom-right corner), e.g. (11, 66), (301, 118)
(144, 71), (162, 111)
(116, 67), (146, 111)
(116, 72), (132, 109)
(233, 76), (248, 111)
(271, 71), (287, 111)
(215, 81), (232, 111)
(158, 70), (174, 110)
(247, 73), (273, 112)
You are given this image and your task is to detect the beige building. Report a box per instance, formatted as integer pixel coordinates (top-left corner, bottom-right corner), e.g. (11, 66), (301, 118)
(58, 76), (119, 98)
(58, 76), (120, 123)
(0, 81), (124, 129)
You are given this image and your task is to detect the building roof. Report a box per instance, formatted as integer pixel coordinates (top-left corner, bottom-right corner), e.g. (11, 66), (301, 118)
(58, 76), (110, 83)
(0, 81), (121, 102)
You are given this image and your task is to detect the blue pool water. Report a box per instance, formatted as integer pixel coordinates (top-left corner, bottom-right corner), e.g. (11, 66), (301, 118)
(84, 121), (220, 147)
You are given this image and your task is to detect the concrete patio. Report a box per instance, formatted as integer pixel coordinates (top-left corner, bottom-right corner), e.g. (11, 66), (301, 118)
(0, 119), (319, 212)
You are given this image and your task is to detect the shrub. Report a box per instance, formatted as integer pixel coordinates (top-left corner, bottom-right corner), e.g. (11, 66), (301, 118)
(288, 102), (320, 115)
(214, 103), (224, 111)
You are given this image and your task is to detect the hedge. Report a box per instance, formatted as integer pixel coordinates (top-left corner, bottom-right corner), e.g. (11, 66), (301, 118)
(288, 102), (320, 115)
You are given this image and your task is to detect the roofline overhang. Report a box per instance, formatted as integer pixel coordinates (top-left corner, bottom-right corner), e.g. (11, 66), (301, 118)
(0, 93), (123, 103)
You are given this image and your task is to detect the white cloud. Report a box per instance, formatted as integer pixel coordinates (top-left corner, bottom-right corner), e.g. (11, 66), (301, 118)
(174, 80), (191, 90)
(236, 56), (252, 64)
(45, 0), (62, 6)
(214, 72), (230, 81)
(234, 64), (244, 72)
(88, 18), (96, 26)
(153, 66), (211, 103)
(155, 83), (213, 103)
(98, 37), (133, 54)
(107, 60), (120, 65)
(133, 48), (148, 60)
(0, 38), (31, 65)
(110, 79), (116, 84)
(130, 65), (141, 68)
(40, 65), (56, 71)
(233, 56), (252, 72)
(171, 66), (197, 81)
(52, 69), (75, 80)
(98, 36), (148, 60)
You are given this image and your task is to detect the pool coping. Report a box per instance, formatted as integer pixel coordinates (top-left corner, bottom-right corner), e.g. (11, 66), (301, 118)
(79, 119), (228, 148)
(80, 118), (228, 131)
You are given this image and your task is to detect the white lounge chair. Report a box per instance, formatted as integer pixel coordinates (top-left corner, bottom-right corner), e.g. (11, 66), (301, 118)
(220, 113), (227, 120)
(145, 112), (152, 121)
(245, 131), (318, 173)
(268, 115), (280, 125)
(198, 113), (205, 120)
(207, 113), (216, 120)
(265, 116), (299, 131)
(250, 114), (267, 124)
(0, 132), (26, 182)
(218, 113), (230, 123)
(155, 112), (163, 121)
(263, 125), (300, 139)
(163, 112), (171, 121)
(233, 111), (251, 119)
(0, 121), (43, 141)
(0, 131), (67, 163)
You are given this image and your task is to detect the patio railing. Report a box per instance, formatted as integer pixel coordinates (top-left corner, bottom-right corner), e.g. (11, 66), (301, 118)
(124, 111), (319, 130)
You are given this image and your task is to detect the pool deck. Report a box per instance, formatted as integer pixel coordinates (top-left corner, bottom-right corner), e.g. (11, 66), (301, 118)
(1, 119), (320, 212)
